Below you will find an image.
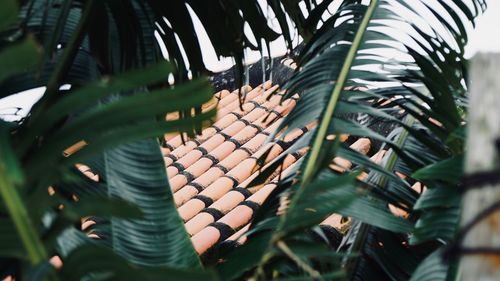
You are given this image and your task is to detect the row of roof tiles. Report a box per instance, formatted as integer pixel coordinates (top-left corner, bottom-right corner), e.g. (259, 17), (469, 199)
(160, 83), (385, 255)
(72, 82), (419, 258)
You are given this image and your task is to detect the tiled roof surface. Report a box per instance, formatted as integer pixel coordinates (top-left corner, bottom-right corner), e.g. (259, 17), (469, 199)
(160, 82), (378, 255)
(73, 81), (394, 257)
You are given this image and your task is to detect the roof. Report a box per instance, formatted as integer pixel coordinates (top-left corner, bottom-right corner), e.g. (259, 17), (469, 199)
(72, 81), (397, 257)
(160, 82), (378, 255)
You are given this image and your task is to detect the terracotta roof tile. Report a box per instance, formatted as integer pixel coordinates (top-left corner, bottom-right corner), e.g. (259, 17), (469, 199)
(163, 83), (275, 156)
(157, 85), (392, 255)
(70, 83), (393, 256)
(211, 144), (388, 250)
(189, 140), (379, 254)
(184, 157), (302, 236)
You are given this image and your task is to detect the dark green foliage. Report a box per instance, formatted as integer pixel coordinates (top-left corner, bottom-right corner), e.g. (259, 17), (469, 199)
(0, 0), (487, 280)
(105, 139), (200, 268)
(211, 0), (484, 280)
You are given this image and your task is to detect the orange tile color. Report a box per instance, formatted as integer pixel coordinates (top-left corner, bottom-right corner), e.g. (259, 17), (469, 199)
(226, 224), (250, 244)
(63, 140), (87, 156)
(165, 86), (282, 169)
(177, 144), (279, 221)
(164, 84), (276, 155)
(184, 156), (301, 236)
(189, 137), (372, 253)
(75, 84), (392, 258)
(163, 88), (235, 151)
(172, 98), (298, 203)
(218, 86), (251, 108)
(389, 182), (425, 218)
(185, 212), (216, 236)
(320, 214), (345, 229)
(330, 138), (371, 172)
(191, 226), (221, 255)
(219, 205), (253, 228)
(217, 82), (272, 118)
(357, 150), (387, 181)
(321, 148), (388, 234)
(188, 166), (304, 251)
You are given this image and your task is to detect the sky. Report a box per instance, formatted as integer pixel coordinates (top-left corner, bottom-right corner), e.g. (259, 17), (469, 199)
(198, 0), (500, 72)
(464, 0), (500, 55)
(1, 1), (499, 121)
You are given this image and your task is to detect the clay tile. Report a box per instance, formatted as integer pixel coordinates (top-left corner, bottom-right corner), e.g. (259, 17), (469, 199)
(191, 167), (226, 189)
(166, 166), (180, 177)
(169, 175), (189, 192)
(164, 142), (198, 166)
(219, 205), (254, 229)
(173, 185), (200, 206)
(320, 214), (344, 229)
(178, 199), (206, 221)
(191, 226), (221, 255)
(185, 212), (215, 236)
(218, 87), (248, 108)
(79, 84), (314, 255)
(200, 177), (235, 200)
(186, 158), (214, 177)
(351, 138), (371, 155)
(226, 158), (258, 182)
(211, 191), (247, 213)
(217, 85), (266, 117)
(330, 137), (372, 172)
(226, 224), (250, 243)
(215, 89), (231, 100)
(218, 149), (253, 170)
(145, 85), (385, 256)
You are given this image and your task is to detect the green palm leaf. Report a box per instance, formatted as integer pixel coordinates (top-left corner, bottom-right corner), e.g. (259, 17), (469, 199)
(105, 139), (201, 268)
(409, 248), (449, 281)
(0, 0), (490, 280)
(215, 0), (485, 280)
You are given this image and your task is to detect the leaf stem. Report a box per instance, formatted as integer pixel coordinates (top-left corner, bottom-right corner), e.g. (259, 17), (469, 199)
(24, 0), (96, 135)
(300, 0), (378, 186)
(40, 0), (75, 71)
(276, 241), (324, 280)
(0, 165), (47, 265)
(250, 1), (379, 279)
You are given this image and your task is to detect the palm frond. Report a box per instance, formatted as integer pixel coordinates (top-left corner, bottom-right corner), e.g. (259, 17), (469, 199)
(105, 138), (201, 268)
(213, 0), (485, 280)
(0, 0), (489, 280)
